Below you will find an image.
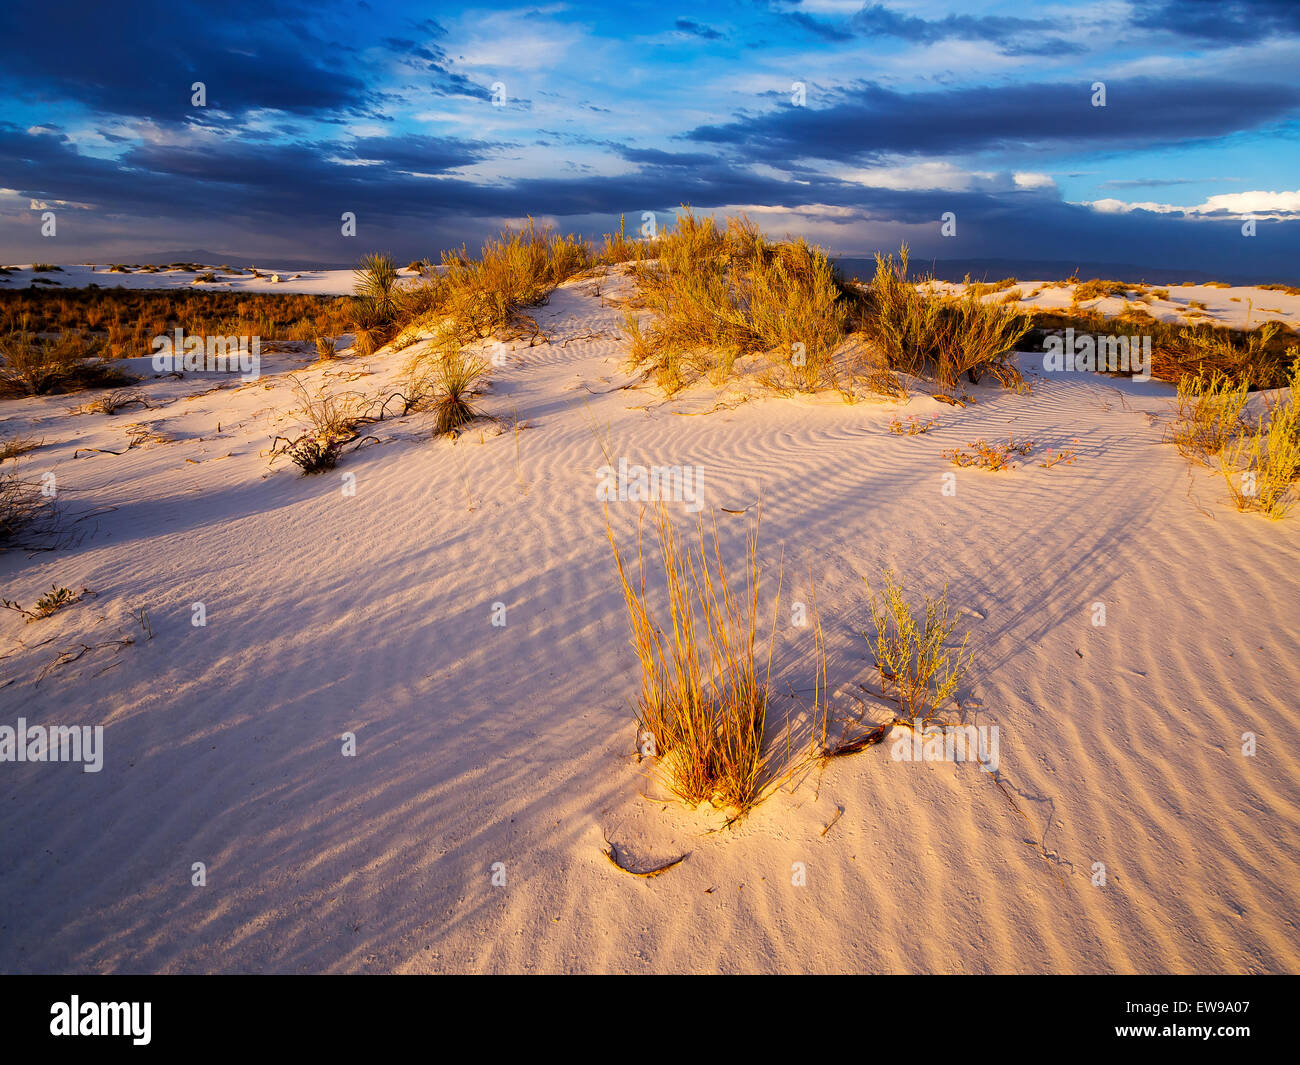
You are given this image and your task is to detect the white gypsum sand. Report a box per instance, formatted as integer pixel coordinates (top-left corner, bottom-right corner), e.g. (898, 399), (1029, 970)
(0, 265), (1297, 973)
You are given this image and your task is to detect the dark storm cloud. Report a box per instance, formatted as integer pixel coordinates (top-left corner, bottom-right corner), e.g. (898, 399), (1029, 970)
(849, 4), (1081, 55)
(1133, 0), (1300, 43)
(3, 121), (1293, 278)
(0, 1), (478, 122)
(686, 78), (1300, 162)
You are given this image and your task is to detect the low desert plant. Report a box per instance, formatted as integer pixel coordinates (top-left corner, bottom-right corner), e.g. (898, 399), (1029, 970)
(275, 434), (345, 473)
(865, 569), (972, 727)
(942, 436), (1034, 471)
(888, 414), (939, 435)
(1039, 443), (1080, 468)
(2, 583), (83, 621)
(271, 375), (366, 473)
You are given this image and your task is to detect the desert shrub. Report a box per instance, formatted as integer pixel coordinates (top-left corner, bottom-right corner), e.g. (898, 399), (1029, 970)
(1218, 358), (1300, 518)
(865, 569), (972, 726)
(966, 277), (1017, 298)
(1024, 311), (1292, 390)
(1166, 371), (1250, 464)
(0, 433), (40, 460)
(0, 317), (134, 396)
(1162, 321), (1286, 388)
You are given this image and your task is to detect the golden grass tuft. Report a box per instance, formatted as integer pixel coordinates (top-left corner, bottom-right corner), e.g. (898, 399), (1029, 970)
(862, 245), (1031, 392)
(606, 504), (781, 814)
(624, 209), (849, 394)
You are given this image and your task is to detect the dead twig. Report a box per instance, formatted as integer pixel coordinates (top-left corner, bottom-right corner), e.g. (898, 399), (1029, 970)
(602, 836), (687, 878)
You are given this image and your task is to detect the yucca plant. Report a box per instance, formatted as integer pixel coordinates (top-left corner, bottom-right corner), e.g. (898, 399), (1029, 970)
(353, 252), (400, 322)
(432, 349), (487, 436)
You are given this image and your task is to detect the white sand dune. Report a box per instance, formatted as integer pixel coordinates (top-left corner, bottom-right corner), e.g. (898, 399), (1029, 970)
(1, 269), (1298, 973)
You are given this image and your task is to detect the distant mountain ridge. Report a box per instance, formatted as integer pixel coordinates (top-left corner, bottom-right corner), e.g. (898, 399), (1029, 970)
(106, 250), (358, 271)
(833, 257), (1296, 287)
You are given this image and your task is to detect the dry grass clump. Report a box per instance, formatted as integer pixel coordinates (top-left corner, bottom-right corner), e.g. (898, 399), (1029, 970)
(1218, 358), (1300, 518)
(1072, 278), (1130, 303)
(394, 219), (594, 353)
(624, 209), (849, 393)
(598, 214), (646, 265)
(606, 505), (780, 814)
(0, 459), (54, 548)
(0, 316), (136, 396)
(75, 388), (151, 415)
(0, 433), (41, 460)
(865, 568), (972, 727)
(942, 436), (1034, 470)
(0, 287), (355, 360)
(965, 277), (1017, 299)
(1167, 371), (1250, 463)
(862, 245), (1031, 392)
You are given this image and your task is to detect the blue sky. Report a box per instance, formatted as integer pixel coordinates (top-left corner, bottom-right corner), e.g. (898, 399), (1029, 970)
(1, 0), (1298, 275)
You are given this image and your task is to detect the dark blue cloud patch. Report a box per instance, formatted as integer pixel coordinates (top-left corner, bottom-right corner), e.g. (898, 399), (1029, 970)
(687, 78), (1300, 162)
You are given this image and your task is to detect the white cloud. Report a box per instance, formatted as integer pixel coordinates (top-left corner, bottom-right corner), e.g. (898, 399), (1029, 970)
(1084, 189), (1300, 218)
